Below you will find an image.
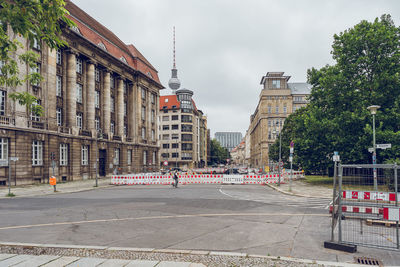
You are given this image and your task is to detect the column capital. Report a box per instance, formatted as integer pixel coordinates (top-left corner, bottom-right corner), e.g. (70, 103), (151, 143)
(86, 59), (96, 65)
(66, 48), (79, 56)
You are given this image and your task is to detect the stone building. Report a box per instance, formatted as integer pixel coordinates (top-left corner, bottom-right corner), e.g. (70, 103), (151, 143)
(0, 1), (163, 185)
(248, 72), (310, 169)
(214, 132), (243, 152)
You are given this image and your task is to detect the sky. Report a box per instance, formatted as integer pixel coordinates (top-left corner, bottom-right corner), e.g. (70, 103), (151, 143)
(72, 0), (400, 138)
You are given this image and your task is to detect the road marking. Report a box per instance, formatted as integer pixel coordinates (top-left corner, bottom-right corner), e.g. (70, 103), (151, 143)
(0, 213), (329, 231)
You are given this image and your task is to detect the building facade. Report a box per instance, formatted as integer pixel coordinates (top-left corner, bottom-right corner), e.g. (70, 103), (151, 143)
(0, 1), (163, 185)
(214, 132), (243, 152)
(248, 72), (310, 169)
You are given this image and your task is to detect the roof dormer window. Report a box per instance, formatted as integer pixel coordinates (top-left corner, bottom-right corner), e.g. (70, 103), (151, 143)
(165, 99), (169, 103)
(120, 56), (127, 63)
(97, 42), (107, 51)
(147, 72), (153, 78)
(70, 25), (81, 35)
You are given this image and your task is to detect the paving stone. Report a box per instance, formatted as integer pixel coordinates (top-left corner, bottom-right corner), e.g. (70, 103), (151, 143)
(0, 255), (32, 266)
(156, 261), (192, 267)
(41, 256), (80, 267)
(65, 257), (107, 267)
(124, 259), (159, 267)
(97, 258), (132, 267)
(12, 255), (59, 267)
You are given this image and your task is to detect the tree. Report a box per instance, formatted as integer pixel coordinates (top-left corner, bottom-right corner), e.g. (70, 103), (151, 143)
(0, 0), (75, 115)
(272, 15), (400, 174)
(208, 139), (230, 166)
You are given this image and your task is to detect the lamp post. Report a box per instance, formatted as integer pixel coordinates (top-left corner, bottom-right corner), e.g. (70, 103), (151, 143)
(273, 124), (282, 186)
(367, 105), (380, 191)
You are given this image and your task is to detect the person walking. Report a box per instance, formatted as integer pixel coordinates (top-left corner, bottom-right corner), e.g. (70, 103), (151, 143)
(173, 170), (179, 188)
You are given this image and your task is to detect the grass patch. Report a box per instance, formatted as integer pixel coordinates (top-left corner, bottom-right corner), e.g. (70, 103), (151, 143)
(6, 192), (15, 197)
(305, 175), (333, 185)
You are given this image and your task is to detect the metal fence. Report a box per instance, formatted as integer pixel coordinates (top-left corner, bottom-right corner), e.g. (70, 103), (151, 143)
(331, 163), (399, 250)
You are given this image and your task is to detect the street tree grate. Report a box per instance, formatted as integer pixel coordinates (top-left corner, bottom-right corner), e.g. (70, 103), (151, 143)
(355, 257), (383, 266)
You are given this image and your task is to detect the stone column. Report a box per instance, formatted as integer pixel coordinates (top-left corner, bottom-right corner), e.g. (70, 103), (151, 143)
(103, 71), (111, 136)
(129, 82), (137, 141)
(66, 51), (77, 132)
(86, 61), (95, 131)
(116, 78), (124, 137)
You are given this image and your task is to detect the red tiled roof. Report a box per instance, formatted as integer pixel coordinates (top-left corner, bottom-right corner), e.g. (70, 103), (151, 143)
(65, 1), (161, 85)
(160, 95), (180, 110)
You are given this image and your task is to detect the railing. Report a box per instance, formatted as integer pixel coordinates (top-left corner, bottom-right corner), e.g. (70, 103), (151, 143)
(58, 126), (71, 134)
(102, 133), (108, 140)
(79, 129), (92, 137)
(0, 115), (14, 125)
(112, 135), (121, 141)
(126, 137), (133, 142)
(30, 120), (46, 129)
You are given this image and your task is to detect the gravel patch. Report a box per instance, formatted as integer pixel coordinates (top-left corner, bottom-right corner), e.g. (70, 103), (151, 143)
(0, 244), (343, 266)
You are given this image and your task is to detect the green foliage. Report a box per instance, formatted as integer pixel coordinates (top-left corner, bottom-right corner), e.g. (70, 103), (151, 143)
(9, 91), (43, 116)
(208, 139), (230, 165)
(271, 15), (400, 174)
(0, 0), (75, 115)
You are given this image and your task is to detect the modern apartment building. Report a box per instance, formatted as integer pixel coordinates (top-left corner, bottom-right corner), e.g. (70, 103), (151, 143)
(248, 72), (311, 169)
(214, 132), (243, 152)
(0, 1), (163, 185)
(159, 91), (207, 169)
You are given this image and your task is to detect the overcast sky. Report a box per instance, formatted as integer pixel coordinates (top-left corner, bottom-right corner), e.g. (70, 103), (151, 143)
(72, 0), (400, 137)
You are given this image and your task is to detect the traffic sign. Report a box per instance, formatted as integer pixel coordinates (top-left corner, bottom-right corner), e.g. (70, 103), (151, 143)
(333, 151), (340, 162)
(163, 160), (168, 166)
(377, 144), (391, 149)
(368, 147), (374, 153)
(289, 156), (293, 162)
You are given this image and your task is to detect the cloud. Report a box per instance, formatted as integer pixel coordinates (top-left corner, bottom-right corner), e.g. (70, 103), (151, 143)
(72, 0), (400, 137)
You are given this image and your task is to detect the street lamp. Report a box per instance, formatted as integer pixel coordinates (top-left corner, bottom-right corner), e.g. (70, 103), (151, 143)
(367, 105), (380, 191)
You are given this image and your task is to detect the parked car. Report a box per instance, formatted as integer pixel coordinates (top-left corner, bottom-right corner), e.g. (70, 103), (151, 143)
(224, 168), (239, 174)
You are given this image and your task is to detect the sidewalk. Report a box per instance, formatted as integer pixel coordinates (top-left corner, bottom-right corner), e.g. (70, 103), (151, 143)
(267, 179), (333, 199)
(0, 177), (112, 199)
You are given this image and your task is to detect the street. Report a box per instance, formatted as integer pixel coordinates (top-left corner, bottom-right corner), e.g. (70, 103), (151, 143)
(0, 184), (398, 265)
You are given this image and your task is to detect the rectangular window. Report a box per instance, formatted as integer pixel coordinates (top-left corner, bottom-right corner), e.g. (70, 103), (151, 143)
(76, 112), (82, 129)
(141, 106), (146, 120)
(172, 133), (179, 140)
(56, 76), (62, 97)
(181, 124), (192, 132)
(127, 149), (132, 165)
(81, 145), (89, 166)
(0, 138), (8, 161)
(76, 83), (82, 103)
(95, 68), (100, 82)
(114, 148), (120, 165)
(275, 105), (279, 114)
(111, 121), (115, 134)
(151, 93), (155, 104)
(94, 91), (100, 108)
(172, 152), (179, 158)
(152, 152), (156, 166)
(283, 104), (287, 114)
(181, 134), (192, 141)
(151, 110), (155, 123)
(123, 82), (127, 95)
(268, 120), (271, 127)
(162, 134), (169, 140)
(293, 106), (297, 112)
(124, 102), (127, 116)
(143, 150), (147, 165)
(95, 117), (100, 130)
(151, 129), (155, 141)
(30, 63), (41, 86)
(56, 108), (62, 126)
(32, 141), (43, 166)
(182, 143), (193, 151)
(141, 87), (146, 100)
(162, 115), (169, 121)
(56, 49), (62, 65)
(124, 124), (128, 136)
(110, 76), (115, 89)
(272, 80), (280, 88)
(33, 37), (41, 50)
(267, 105), (272, 114)
(30, 99), (41, 121)
(172, 143), (179, 149)
(111, 97), (115, 113)
(162, 144), (170, 149)
(0, 90), (6, 116)
(76, 58), (82, 74)
(181, 115), (192, 122)
(172, 124), (179, 130)
(162, 125), (169, 130)
(171, 115), (179, 120)
(142, 127), (146, 139)
(161, 153), (169, 158)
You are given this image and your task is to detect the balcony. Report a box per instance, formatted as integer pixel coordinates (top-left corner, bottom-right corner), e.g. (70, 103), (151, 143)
(58, 126), (71, 134)
(29, 120), (47, 129)
(126, 137), (133, 142)
(79, 129), (92, 137)
(0, 115), (14, 125)
(112, 135), (121, 141)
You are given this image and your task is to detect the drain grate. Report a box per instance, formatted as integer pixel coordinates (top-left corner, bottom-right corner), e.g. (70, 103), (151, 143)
(355, 257), (383, 266)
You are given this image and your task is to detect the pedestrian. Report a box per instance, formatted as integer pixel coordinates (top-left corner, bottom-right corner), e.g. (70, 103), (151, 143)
(173, 170), (179, 188)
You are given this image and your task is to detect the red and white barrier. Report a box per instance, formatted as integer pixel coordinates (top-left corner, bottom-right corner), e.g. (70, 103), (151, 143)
(342, 190), (400, 202)
(383, 207), (400, 221)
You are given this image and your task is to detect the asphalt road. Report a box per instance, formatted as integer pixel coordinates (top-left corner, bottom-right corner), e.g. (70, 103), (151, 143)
(0, 184), (398, 265)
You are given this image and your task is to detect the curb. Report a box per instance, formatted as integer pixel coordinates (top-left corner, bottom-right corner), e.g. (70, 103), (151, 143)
(0, 242), (366, 267)
(265, 183), (331, 199)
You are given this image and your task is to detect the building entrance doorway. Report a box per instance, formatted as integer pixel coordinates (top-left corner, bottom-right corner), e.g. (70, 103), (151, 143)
(99, 149), (107, 177)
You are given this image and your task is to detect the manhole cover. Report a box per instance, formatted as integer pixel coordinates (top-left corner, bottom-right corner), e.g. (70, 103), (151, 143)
(355, 257), (383, 266)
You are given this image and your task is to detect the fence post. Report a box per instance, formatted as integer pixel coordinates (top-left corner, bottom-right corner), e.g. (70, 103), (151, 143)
(395, 164), (399, 249)
(338, 163), (343, 243)
(331, 160), (337, 242)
